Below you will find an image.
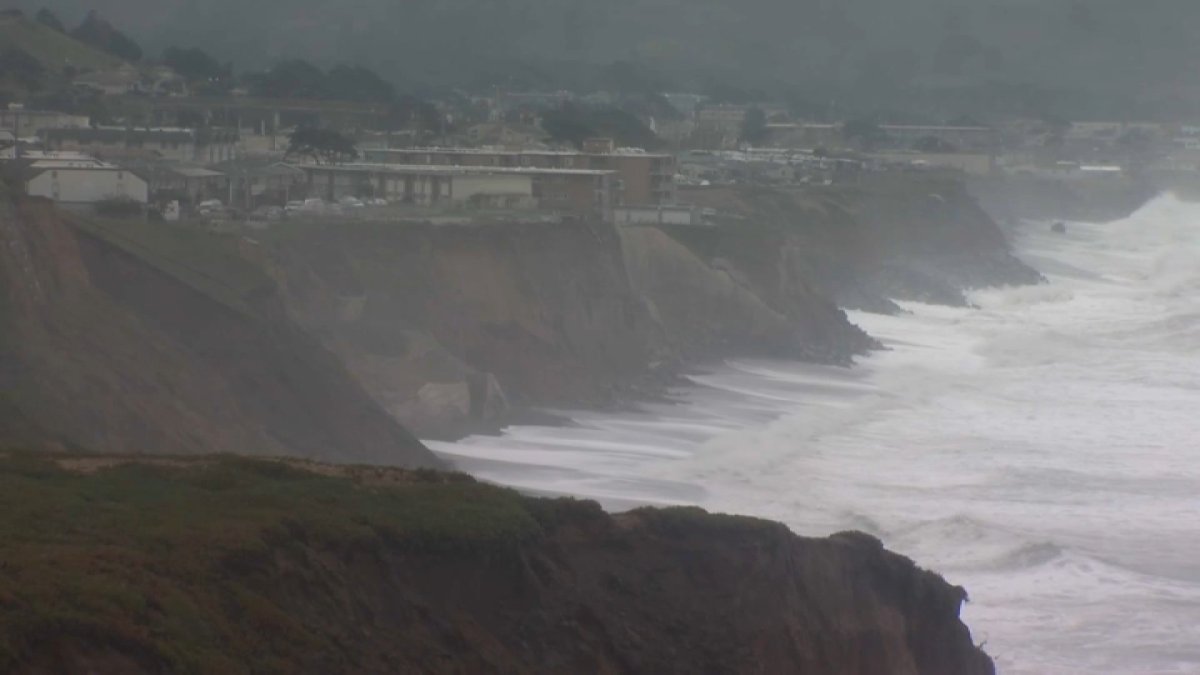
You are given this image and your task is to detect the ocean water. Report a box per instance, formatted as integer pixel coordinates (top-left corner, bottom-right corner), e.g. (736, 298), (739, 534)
(427, 194), (1200, 674)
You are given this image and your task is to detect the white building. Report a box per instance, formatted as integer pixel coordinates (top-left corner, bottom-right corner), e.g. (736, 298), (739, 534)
(19, 157), (148, 205)
(42, 127), (239, 164)
(300, 163), (613, 216)
(613, 204), (701, 226)
(0, 107), (91, 133)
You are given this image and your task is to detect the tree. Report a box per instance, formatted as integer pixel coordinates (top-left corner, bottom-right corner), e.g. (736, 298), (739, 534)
(739, 107), (768, 145)
(247, 59), (328, 99)
(0, 49), (46, 91)
(285, 127), (358, 165)
(598, 60), (663, 95)
(541, 103), (660, 150)
(324, 64), (395, 103)
(842, 117), (887, 151)
(163, 47), (231, 86)
(35, 8), (65, 32)
(385, 95), (441, 132)
(72, 11), (143, 61)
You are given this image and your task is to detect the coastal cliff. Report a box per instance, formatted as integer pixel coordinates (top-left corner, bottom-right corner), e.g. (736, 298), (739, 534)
(0, 455), (995, 675)
(255, 216), (872, 437)
(967, 174), (1157, 224)
(0, 194), (439, 467)
(676, 174), (1042, 313)
(1, 172), (1036, 444)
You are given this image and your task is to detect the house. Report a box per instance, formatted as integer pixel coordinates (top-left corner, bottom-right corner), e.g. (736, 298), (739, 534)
(14, 156), (148, 205)
(125, 161), (229, 204)
(42, 127), (240, 164)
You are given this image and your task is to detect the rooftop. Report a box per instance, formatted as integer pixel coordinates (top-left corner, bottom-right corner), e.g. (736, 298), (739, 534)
(302, 162), (615, 177)
(365, 146), (672, 159)
(43, 126), (240, 143)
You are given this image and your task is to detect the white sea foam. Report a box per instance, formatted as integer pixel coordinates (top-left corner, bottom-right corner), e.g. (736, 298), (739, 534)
(428, 193), (1200, 673)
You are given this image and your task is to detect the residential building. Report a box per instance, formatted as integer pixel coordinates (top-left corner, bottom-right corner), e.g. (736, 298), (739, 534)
(0, 107), (91, 133)
(360, 145), (676, 206)
(216, 160), (308, 210)
(694, 104), (749, 149)
(126, 161), (228, 204)
(42, 127), (240, 164)
(15, 156), (148, 205)
(299, 163), (614, 217)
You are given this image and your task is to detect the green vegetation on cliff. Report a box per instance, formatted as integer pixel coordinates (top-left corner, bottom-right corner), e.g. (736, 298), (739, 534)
(0, 454), (994, 675)
(0, 12), (123, 77)
(0, 455), (540, 672)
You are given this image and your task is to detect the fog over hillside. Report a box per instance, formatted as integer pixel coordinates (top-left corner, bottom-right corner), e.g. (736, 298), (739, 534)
(17, 0), (1200, 117)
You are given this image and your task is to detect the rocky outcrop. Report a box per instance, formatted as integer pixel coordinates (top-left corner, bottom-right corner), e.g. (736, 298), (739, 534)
(0, 195), (440, 467)
(2, 456), (995, 675)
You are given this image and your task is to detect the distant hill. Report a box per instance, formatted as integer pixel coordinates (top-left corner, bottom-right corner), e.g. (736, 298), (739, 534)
(0, 11), (123, 74)
(11, 0), (1200, 118)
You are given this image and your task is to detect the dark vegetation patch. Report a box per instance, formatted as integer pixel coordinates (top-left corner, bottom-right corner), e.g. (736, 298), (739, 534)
(0, 454), (541, 672)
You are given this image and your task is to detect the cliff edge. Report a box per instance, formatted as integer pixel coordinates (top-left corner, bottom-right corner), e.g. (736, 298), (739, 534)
(678, 174), (1042, 312)
(255, 217), (872, 438)
(0, 454), (995, 675)
(0, 194), (439, 467)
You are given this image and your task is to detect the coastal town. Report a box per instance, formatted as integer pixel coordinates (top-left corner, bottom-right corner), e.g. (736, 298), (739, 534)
(3, 8), (1197, 230)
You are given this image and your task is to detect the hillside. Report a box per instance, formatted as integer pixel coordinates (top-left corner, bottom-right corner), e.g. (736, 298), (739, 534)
(0, 454), (995, 674)
(0, 192), (440, 467)
(15, 0), (1200, 117)
(0, 12), (123, 74)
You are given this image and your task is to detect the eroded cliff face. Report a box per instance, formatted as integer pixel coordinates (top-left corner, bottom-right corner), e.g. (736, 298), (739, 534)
(619, 225), (876, 362)
(2, 456), (995, 675)
(259, 217), (873, 437)
(678, 176), (1043, 312)
(0, 195), (439, 467)
(256, 220), (670, 437)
